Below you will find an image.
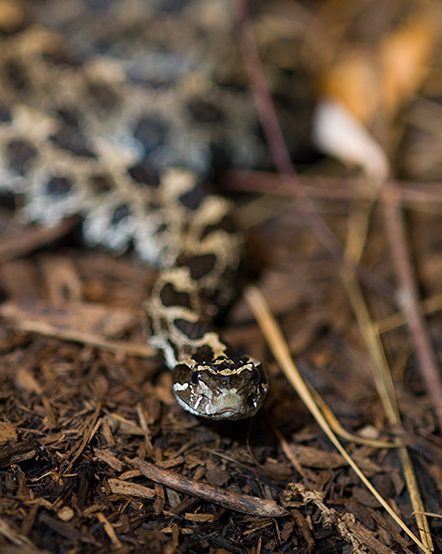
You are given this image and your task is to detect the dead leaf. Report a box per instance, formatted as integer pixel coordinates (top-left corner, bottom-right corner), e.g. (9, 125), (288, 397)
(1, 300), (137, 338)
(379, 14), (437, 115)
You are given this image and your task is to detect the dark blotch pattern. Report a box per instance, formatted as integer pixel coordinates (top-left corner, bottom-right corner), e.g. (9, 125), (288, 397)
(87, 82), (119, 110)
(159, 317), (169, 333)
(168, 339), (181, 362)
(134, 116), (168, 155)
(153, 222), (168, 236)
(90, 174), (113, 194)
(183, 253), (217, 280)
(128, 160), (160, 187)
(157, 0), (191, 12)
(4, 60), (28, 91)
(145, 199), (162, 211)
(43, 49), (84, 68)
(179, 183), (205, 210)
(6, 139), (37, 175)
(55, 108), (81, 128)
(211, 359), (230, 373)
(0, 102), (11, 123)
(110, 203), (131, 226)
(187, 97), (225, 124)
(224, 347), (242, 361)
(209, 142), (231, 173)
(127, 71), (178, 90)
(86, 0), (117, 11)
(160, 282), (192, 309)
(50, 126), (96, 158)
(199, 214), (236, 240)
(46, 176), (73, 197)
(192, 345), (214, 364)
(174, 318), (208, 340)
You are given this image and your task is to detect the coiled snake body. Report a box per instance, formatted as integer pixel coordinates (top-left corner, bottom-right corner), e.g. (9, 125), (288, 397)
(0, 0), (270, 419)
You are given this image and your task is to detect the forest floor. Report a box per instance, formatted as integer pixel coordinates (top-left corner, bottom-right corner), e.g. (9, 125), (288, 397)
(0, 1), (441, 553)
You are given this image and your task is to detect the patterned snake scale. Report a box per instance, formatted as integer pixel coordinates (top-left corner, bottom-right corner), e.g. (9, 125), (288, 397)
(0, 0), (305, 419)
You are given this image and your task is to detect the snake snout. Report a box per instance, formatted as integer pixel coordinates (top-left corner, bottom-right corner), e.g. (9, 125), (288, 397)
(172, 356), (268, 420)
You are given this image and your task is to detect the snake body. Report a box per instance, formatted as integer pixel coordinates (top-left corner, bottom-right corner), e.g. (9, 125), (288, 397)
(0, 0), (270, 419)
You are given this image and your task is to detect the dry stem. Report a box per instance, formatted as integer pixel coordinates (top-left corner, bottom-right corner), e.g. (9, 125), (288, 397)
(341, 196), (433, 550)
(381, 188), (442, 429)
(245, 285), (429, 552)
(128, 457), (287, 518)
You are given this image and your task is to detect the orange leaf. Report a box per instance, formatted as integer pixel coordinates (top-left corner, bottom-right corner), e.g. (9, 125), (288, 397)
(379, 13), (436, 115)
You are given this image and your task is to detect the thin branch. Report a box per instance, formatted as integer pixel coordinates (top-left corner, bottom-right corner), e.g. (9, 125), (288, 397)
(225, 170), (442, 209)
(236, 0), (441, 439)
(381, 187), (442, 429)
(237, 0), (342, 258)
(236, 0), (294, 178)
(341, 197), (433, 550)
(236, 1), (394, 301)
(128, 457), (287, 518)
(376, 293), (442, 334)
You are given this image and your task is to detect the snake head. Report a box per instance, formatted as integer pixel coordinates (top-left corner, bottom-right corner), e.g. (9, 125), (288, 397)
(172, 355), (268, 420)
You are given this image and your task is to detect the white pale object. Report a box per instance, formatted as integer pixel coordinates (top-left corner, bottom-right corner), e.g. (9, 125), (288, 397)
(312, 98), (390, 184)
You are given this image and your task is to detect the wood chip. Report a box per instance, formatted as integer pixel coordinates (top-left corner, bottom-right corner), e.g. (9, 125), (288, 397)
(107, 478), (156, 499)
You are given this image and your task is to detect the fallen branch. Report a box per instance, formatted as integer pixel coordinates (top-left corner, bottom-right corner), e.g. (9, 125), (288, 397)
(128, 457), (287, 518)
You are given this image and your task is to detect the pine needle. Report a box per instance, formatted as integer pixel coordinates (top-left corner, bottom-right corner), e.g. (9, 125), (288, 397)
(245, 285), (430, 553)
(341, 196), (433, 551)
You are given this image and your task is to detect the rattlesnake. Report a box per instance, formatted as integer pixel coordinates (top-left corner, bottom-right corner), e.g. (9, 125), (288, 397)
(0, 0), (291, 419)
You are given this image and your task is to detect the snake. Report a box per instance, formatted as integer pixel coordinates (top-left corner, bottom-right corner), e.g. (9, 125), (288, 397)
(0, 0), (279, 420)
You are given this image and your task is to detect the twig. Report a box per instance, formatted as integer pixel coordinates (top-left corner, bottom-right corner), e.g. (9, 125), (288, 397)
(341, 197), (433, 550)
(236, 5), (438, 548)
(0, 218), (78, 263)
(283, 483), (399, 554)
(237, 0), (342, 258)
(107, 478), (156, 499)
(128, 457), (287, 518)
(236, 0), (395, 301)
(308, 384), (400, 449)
(381, 187), (442, 430)
(225, 170), (442, 209)
(236, 0), (294, 178)
(96, 512), (122, 550)
(245, 285), (429, 553)
(375, 293), (442, 334)
(0, 517), (39, 549)
(64, 403), (102, 473)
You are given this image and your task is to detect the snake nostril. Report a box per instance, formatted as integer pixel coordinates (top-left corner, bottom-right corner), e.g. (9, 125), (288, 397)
(247, 394), (256, 407)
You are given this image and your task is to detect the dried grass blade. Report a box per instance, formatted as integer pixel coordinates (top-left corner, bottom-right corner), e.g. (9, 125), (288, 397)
(245, 285), (430, 553)
(342, 197), (433, 550)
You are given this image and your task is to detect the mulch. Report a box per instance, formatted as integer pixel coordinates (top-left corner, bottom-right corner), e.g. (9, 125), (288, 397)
(0, 189), (440, 553)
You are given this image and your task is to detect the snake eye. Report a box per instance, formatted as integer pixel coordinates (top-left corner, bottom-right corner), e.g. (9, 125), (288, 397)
(191, 371), (200, 385)
(251, 367), (261, 384)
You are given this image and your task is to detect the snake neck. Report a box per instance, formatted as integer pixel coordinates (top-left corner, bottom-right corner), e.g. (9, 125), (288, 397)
(146, 186), (243, 370)
(147, 263), (270, 422)
(147, 264), (235, 369)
